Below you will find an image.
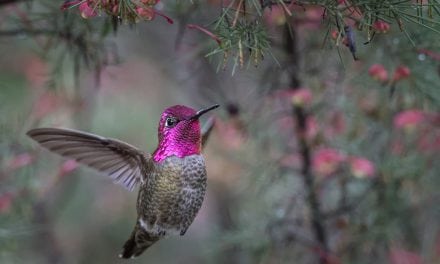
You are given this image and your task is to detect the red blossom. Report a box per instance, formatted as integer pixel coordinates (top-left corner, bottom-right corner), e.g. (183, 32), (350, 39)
(373, 20), (391, 33)
(349, 156), (375, 178)
(291, 88), (313, 107)
(60, 0), (172, 23)
(312, 148), (345, 177)
(136, 7), (155, 20)
(394, 109), (425, 131)
(392, 65), (411, 82)
(330, 29), (339, 40)
(368, 64), (388, 83)
(79, 2), (98, 18)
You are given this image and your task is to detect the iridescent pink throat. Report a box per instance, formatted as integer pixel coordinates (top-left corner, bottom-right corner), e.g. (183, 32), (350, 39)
(152, 121), (202, 162)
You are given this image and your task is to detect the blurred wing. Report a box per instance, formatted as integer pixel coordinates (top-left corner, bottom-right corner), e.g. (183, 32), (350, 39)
(27, 128), (152, 191)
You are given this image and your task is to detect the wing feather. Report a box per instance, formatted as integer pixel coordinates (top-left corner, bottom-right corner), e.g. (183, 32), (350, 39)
(27, 127), (152, 191)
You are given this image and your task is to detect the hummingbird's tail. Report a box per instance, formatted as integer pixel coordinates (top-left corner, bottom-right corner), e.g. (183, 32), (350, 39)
(119, 222), (160, 259)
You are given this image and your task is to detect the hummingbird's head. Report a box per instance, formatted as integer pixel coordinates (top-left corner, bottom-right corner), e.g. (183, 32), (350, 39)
(153, 104), (219, 162)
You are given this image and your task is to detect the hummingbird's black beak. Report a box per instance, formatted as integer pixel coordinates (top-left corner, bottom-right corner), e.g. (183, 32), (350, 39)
(189, 104), (220, 120)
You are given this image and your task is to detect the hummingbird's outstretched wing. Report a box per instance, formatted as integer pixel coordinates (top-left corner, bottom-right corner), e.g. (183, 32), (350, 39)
(27, 128), (152, 191)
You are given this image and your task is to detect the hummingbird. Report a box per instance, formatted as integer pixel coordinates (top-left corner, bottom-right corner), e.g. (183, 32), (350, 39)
(26, 104), (219, 259)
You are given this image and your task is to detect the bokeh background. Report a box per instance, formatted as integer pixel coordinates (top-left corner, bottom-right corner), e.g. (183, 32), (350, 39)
(1, 1), (439, 263)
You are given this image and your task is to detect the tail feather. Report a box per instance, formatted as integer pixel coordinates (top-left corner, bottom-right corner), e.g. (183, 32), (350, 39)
(119, 223), (160, 259)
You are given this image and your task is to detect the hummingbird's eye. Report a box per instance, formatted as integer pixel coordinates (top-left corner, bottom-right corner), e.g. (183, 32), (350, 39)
(165, 117), (178, 128)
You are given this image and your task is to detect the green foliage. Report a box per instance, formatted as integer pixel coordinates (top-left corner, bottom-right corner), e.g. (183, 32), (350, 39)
(0, 0), (439, 263)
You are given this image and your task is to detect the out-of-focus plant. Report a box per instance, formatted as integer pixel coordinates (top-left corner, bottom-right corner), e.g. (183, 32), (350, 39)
(1, 0), (439, 264)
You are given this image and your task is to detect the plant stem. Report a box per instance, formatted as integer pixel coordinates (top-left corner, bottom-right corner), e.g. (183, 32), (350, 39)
(284, 23), (329, 264)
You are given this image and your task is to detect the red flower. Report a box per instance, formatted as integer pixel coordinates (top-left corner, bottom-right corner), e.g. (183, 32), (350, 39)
(368, 64), (388, 83)
(79, 2), (98, 18)
(373, 20), (390, 33)
(330, 29), (339, 40)
(291, 88), (313, 107)
(136, 7), (155, 20)
(394, 109), (425, 131)
(349, 156), (375, 178)
(312, 148), (345, 176)
(392, 65), (411, 82)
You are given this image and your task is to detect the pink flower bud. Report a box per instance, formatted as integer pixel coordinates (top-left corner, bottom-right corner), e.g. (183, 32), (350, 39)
(349, 156), (375, 178)
(394, 109), (425, 131)
(330, 29), (339, 40)
(312, 148), (345, 177)
(368, 64), (388, 83)
(79, 2), (98, 18)
(291, 88), (313, 107)
(136, 7), (155, 20)
(392, 65), (411, 82)
(373, 20), (390, 33)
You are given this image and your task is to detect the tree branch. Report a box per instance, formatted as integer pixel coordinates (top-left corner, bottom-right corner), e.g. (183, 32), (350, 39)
(284, 23), (329, 264)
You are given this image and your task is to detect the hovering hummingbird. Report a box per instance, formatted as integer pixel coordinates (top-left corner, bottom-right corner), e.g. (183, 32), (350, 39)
(27, 104), (219, 259)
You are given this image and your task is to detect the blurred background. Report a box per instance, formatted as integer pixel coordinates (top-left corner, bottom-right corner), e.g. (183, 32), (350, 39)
(0, 1), (439, 263)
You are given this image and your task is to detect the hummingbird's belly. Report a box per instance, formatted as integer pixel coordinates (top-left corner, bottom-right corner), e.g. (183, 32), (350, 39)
(137, 155), (207, 236)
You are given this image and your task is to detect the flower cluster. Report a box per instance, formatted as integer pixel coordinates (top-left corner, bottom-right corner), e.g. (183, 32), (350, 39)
(312, 148), (376, 179)
(368, 64), (411, 84)
(373, 20), (391, 33)
(61, 0), (173, 24)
